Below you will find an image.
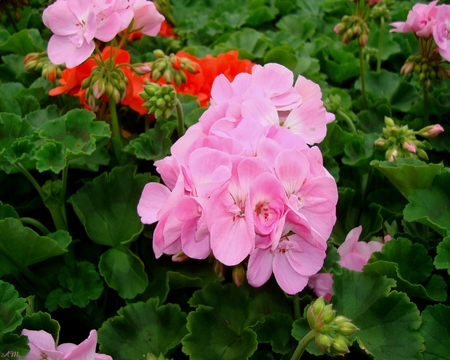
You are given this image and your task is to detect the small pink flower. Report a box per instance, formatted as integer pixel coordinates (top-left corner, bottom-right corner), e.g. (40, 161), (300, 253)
(20, 329), (111, 360)
(390, 1), (439, 38)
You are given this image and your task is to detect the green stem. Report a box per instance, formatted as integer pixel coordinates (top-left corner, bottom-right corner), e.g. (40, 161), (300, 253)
(337, 109), (357, 134)
(358, 44), (368, 110)
(377, 17), (385, 72)
(293, 294), (300, 319)
(108, 96), (121, 140)
(15, 163), (46, 200)
(19, 217), (51, 236)
(0, 242), (53, 296)
(4, 7), (19, 32)
(59, 165), (69, 227)
(290, 330), (316, 360)
(423, 82), (429, 126)
(175, 97), (185, 138)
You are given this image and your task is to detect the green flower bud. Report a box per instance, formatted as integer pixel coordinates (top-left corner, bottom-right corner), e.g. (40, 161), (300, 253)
(321, 304), (335, 324)
(313, 297), (326, 316)
(331, 334), (350, 354)
(153, 49), (166, 58)
(316, 333), (333, 352)
(384, 117), (395, 127)
(338, 321), (359, 336)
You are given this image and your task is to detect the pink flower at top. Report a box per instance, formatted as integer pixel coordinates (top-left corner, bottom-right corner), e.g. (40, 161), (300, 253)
(20, 329), (111, 360)
(390, 1), (439, 38)
(128, 0), (165, 36)
(433, 5), (450, 62)
(92, 0), (134, 42)
(308, 226), (388, 299)
(43, 0), (98, 68)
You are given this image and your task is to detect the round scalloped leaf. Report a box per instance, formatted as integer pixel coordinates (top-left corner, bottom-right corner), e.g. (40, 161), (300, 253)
(253, 313), (295, 354)
(98, 298), (187, 360)
(0, 219), (70, 277)
(419, 304), (450, 360)
(35, 109), (110, 173)
(0, 201), (19, 220)
(370, 159), (443, 200)
(0, 280), (27, 335)
(404, 172), (450, 236)
(69, 165), (154, 247)
(434, 237), (450, 274)
(182, 305), (258, 360)
(332, 268), (424, 360)
(21, 311), (60, 342)
(99, 247), (148, 299)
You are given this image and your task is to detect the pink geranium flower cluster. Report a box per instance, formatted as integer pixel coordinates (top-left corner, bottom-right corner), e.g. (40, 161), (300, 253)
(43, 0), (164, 68)
(390, 1), (450, 61)
(138, 63), (338, 295)
(20, 329), (111, 360)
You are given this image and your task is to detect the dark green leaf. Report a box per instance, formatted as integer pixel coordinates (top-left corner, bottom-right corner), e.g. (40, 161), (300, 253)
(434, 237), (450, 274)
(254, 313), (294, 354)
(0, 280), (27, 335)
(21, 311), (60, 342)
(0, 29), (44, 55)
(419, 305), (450, 360)
(98, 298), (187, 359)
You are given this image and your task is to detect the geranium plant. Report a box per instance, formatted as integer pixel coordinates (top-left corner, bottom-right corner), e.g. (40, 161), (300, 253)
(0, 0), (449, 359)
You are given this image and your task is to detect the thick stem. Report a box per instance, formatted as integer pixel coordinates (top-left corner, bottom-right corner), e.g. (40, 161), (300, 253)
(377, 17), (385, 72)
(290, 330), (316, 360)
(358, 45), (368, 110)
(337, 109), (357, 134)
(108, 96), (121, 140)
(423, 82), (429, 126)
(19, 217), (51, 236)
(175, 97), (185, 138)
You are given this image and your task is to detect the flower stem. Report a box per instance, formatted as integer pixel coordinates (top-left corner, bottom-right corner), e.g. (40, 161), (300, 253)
(337, 109), (357, 134)
(19, 217), (51, 236)
(108, 96), (121, 140)
(358, 44), (368, 109)
(290, 330), (316, 360)
(175, 97), (185, 138)
(377, 17), (385, 72)
(423, 83), (429, 126)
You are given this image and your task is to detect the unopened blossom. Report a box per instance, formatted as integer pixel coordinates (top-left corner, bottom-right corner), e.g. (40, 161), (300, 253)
(20, 329), (111, 360)
(418, 124), (445, 138)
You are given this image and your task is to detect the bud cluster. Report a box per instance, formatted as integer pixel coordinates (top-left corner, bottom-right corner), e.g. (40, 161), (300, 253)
(140, 82), (177, 119)
(400, 52), (448, 89)
(151, 50), (199, 86)
(370, 3), (391, 23)
(334, 15), (370, 46)
(306, 297), (359, 356)
(81, 66), (128, 107)
(374, 117), (444, 162)
(24, 52), (63, 82)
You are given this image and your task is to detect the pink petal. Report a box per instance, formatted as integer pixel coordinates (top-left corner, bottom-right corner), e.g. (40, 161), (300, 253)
(338, 226), (363, 256)
(137, 182), (171, 224)
(61, 330), (97, 360)
(294, 75), (322, 103)
(308, 273), (334, 301)
(272, 252), (309, 295)
(247, 247), (274, 287)
(95, 12), (122, 42)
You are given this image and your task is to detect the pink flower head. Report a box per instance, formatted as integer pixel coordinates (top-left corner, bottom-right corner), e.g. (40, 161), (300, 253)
(128, 0), (165, 36)
(308, 226), (388, 299)
(433, 5), (450, 62)
(20, 329), (112, 360)
(390, 1), (439, 38)
(43, 0), (97, 67)
(92, 0), (134, 42)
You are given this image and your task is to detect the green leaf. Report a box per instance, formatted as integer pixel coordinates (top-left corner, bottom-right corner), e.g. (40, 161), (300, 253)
(45, 262), (103, 310)
(214, 28), (269, 60)
(419, 305), (450, 360)
(21, 311), (60, 343)
(404, 172), (450, 236)
(253, 313), (294, 354)
(35, 109), (111, 174)
(123, 118), (176, 161)
(69, 165), (154, 247)
(370, 158), (443, 199)
(182, 282), (261, 359)
(276, 15), (316, 40)
(364, 237), (447, 301)
(0, 29), (44, 55)
(182, 306), (258, 360)
(0, 219), (70, 277)
(0, 280), (27, 335)
(25, 106), (61, 129)
(342, 132), (377, 167)
(0, 83), (25, 115)
(99, 247), (148, 299)
(98, 298), (187, 359)
(0, 201), (19, 220)
(263, 47), (298, 73)
(434, 237), (450, 274)
(0, 332), (30, 357)
(333, 269), (424, 360)
(318, 45), (360, 84)
(319, 121), (356, 158)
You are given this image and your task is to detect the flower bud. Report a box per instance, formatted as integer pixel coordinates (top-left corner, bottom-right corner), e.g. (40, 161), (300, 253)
(133, 63), (151, 75)
(321, 304), (335, 324)
(374, 138), (386, 149)
(172, 251), (190, 262)
(331, 334), (350, 354)
(338, 321), (359, 336)
(402, 140), (416, 154)
(418, 124), (444, 138)
(316, 334), (333, 352)
(384, 117), (395, 127)
(153, 49), (166, 58)
(213, 260), (226, 278)
(232, 264), (245, 287)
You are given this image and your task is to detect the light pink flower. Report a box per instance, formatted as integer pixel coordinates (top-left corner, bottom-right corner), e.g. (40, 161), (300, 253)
(92, 0), (134, 42)
(20, 329), (111, 360)
(433, 5), (450, 61)
(390, 1), (439, 38)
(128, 0), (165, 36)
(43, 0), (97, 67)
(308, 226), (388, 299)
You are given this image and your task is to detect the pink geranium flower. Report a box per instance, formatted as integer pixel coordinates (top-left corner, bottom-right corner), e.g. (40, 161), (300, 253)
(128, 0), (165, 36)
(390, 1), (439, 38)
(433, 5), (450, 62)
(43, 0), (97, 68)
(20, 329), (111, 360)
